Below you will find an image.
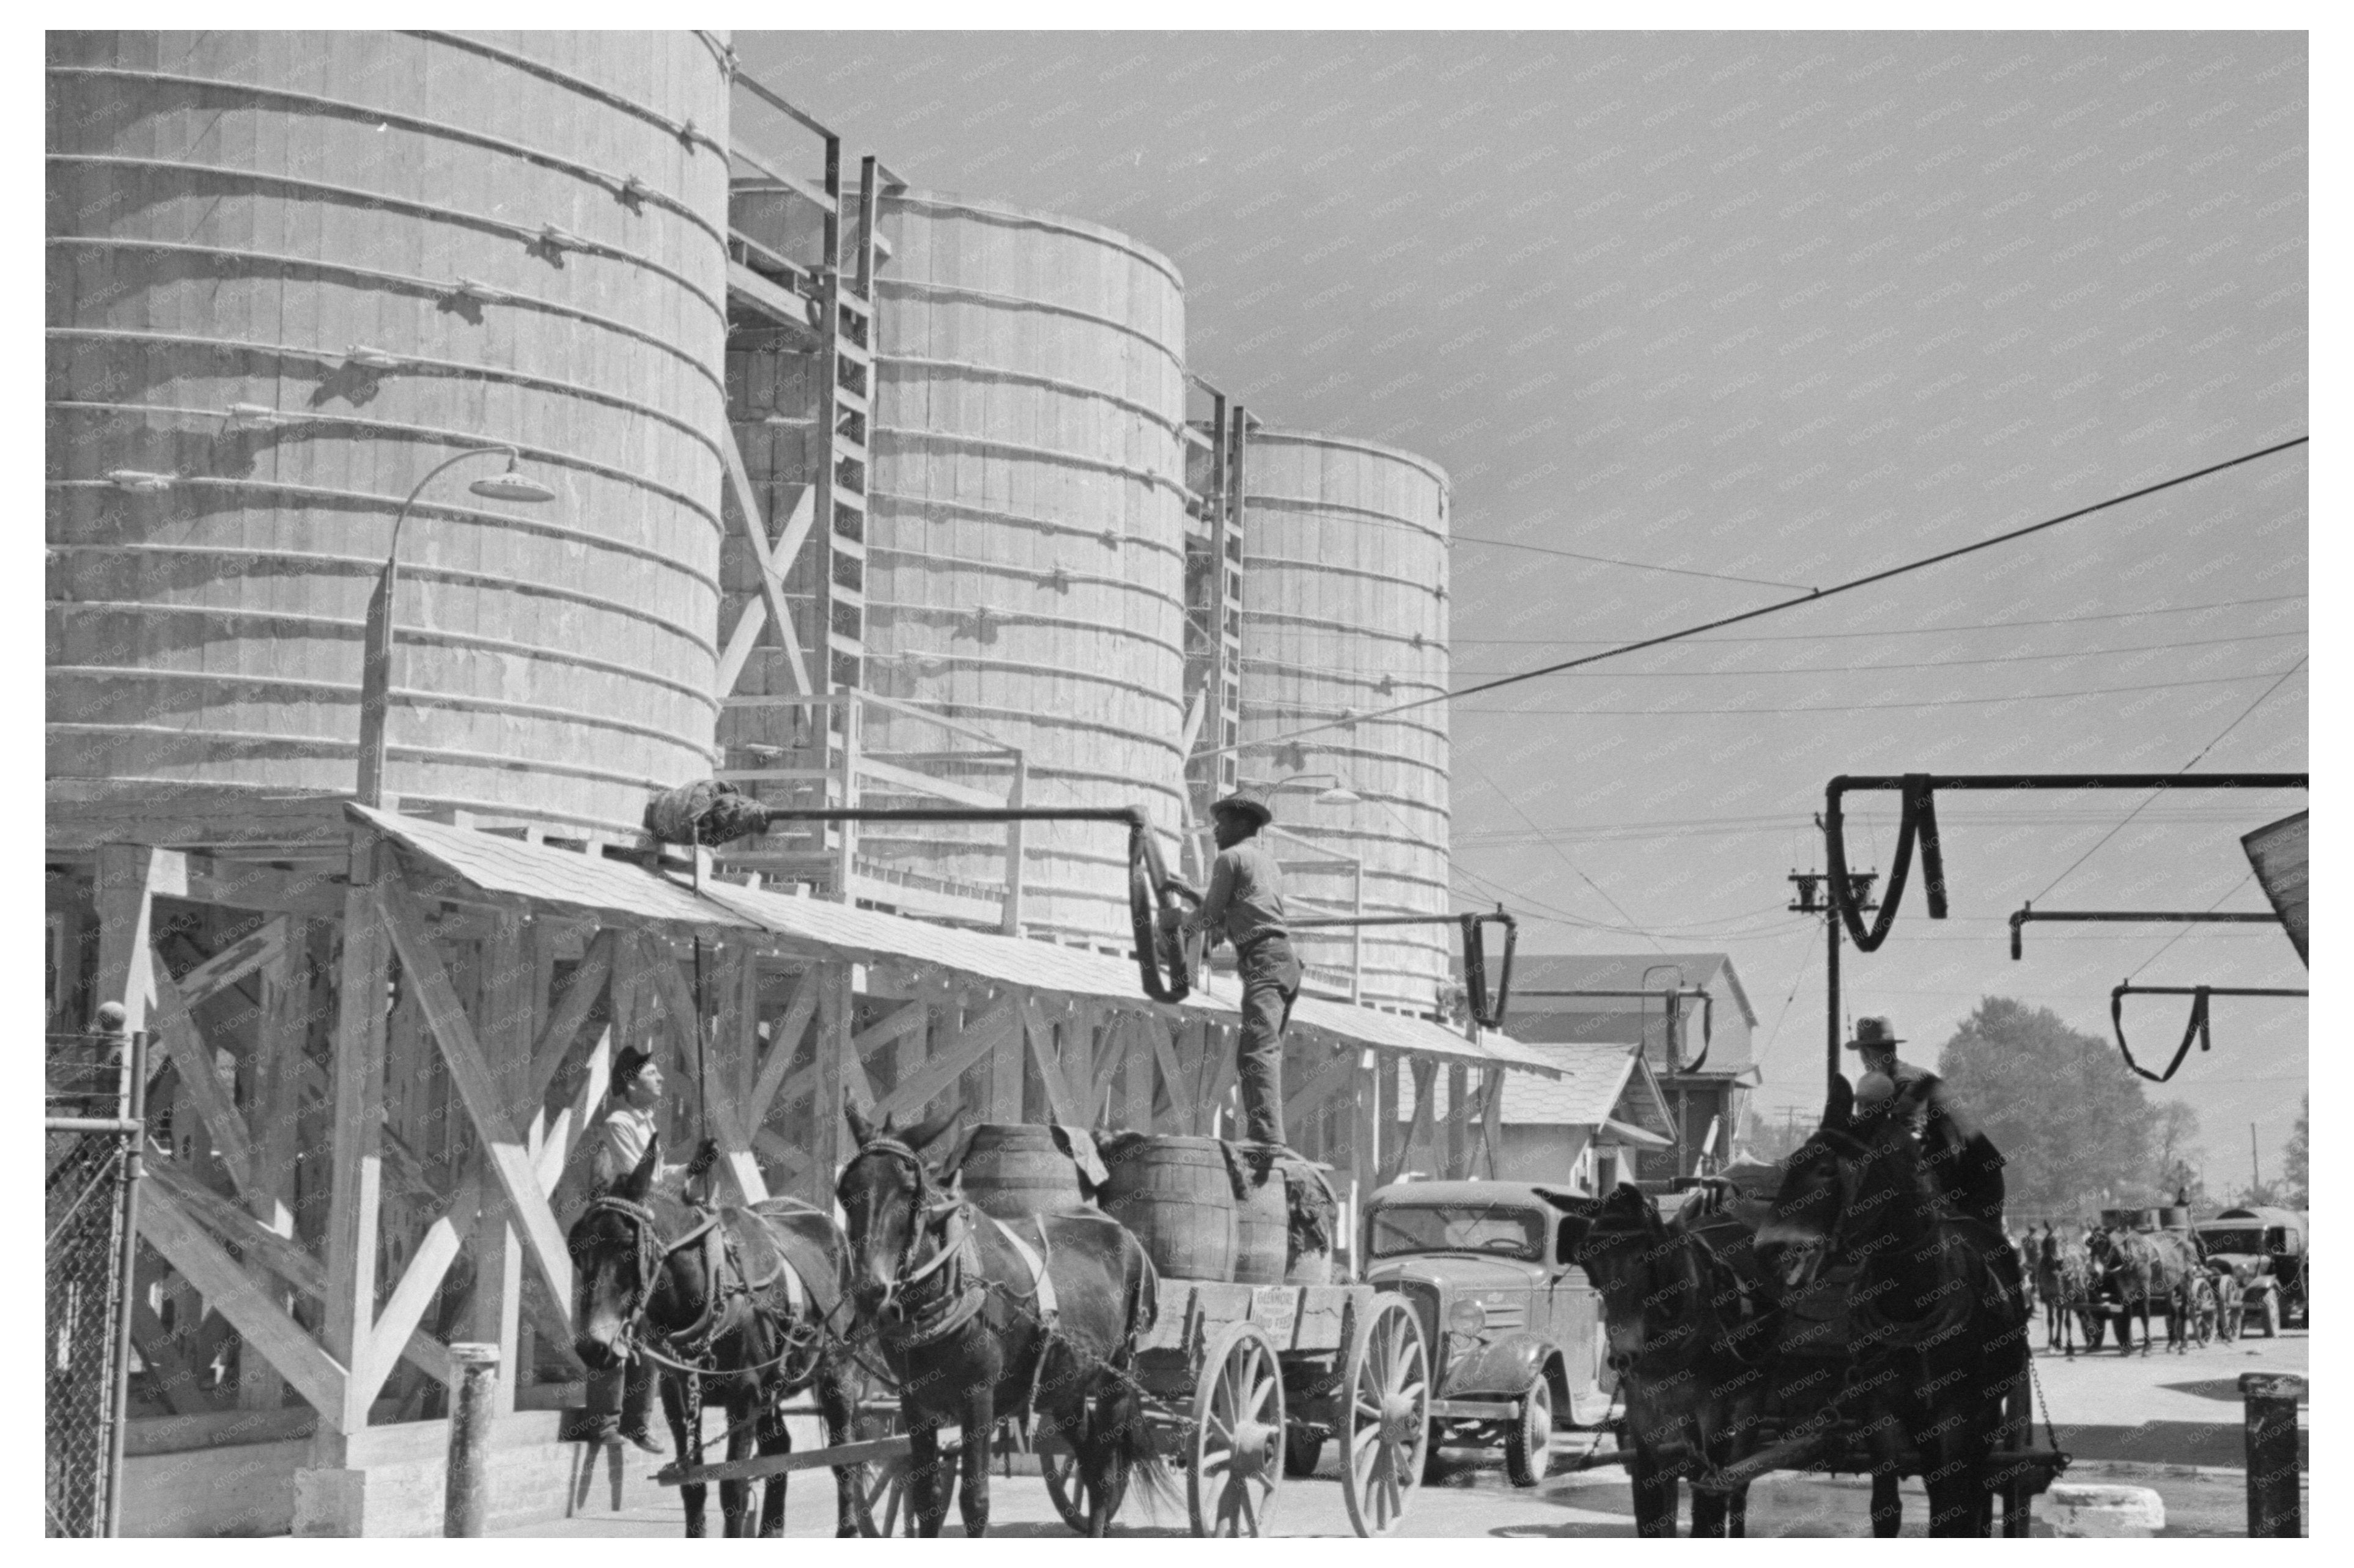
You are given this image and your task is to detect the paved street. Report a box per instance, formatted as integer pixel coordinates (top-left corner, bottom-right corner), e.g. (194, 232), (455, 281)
(501, 1329), (2306, 1538)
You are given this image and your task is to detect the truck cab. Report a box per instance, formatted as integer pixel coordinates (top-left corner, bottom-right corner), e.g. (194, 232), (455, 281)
(1360, 1180), (1610, 1486)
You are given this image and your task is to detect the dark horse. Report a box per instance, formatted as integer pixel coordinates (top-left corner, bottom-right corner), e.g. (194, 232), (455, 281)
(2042, 1238), (2101, 1357)
(1754, 1078), (2032, 1537)
(2088, 1226), (2202, 1356)
(834, 1104), (1171, 1536)
(1572, 1182), (1775, 1537)
(569, 1138), (868, 1537)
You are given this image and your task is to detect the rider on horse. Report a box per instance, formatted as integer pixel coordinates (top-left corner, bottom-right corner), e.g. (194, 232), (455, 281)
(1846, 1016), (2007, 1229)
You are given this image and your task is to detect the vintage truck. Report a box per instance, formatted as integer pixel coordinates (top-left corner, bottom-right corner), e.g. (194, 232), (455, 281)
(2194, 1205), (2308, 1335)
(1359, 1180), (1612, 1487)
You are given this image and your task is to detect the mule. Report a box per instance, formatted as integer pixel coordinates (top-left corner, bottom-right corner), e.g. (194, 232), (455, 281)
(568, 1138), (869, 1537)
(2088, 1227), (2202, 1356)
(2040, 1240), (2101, 1358)
(1755, 1078), (2032, 1537)
(1572, 1183), (1773, 1537)
(833, 1104), (1171, 1537)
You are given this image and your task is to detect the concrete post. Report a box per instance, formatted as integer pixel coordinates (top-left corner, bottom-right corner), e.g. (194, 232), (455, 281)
(444, 1342), (502, 1537)
(2240, 1371), (2305, 1537)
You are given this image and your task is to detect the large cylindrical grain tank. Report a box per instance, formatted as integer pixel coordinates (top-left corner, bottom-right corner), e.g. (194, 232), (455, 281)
(46, 31), (731, 838)
(860, 190), (1190, 945)
(1238, 431), (1450, 1012)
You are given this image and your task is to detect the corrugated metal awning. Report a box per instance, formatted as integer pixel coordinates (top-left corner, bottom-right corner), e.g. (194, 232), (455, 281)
(349, 804), (1555, 1076)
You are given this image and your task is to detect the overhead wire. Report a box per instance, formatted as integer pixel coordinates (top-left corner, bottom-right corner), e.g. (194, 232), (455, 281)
(1458, 666), (2304, 716)
(1450, 531), (1815, 590)
(2026, 653), (2310, 904)
(1450, 627), (2305, 681)
(1194, 435), (2308, 760)
(1447, 592), (2306, 646)
(1464, 760), (1670, 955)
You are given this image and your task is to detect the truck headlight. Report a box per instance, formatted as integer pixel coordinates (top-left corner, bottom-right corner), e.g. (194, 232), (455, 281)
(1447, 1298), (1487, 1336)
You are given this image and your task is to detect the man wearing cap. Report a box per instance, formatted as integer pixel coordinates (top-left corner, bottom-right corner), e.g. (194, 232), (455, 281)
(1847, 1015), (2007, 1228)
(1164, 793), (1302, 1150)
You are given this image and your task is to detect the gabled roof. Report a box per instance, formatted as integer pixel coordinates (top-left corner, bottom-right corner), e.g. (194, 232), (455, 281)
(350, 804), (1560, 1076)
(1494, 1039), (1677, 1138)
(1508, 952), (1760, 1027)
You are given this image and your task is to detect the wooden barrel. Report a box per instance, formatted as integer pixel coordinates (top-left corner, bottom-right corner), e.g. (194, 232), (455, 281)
(1100, 1135), (1235, 1281)
(957, 1124), (1086, 1221)
(1232, 1157), (1290, 1286)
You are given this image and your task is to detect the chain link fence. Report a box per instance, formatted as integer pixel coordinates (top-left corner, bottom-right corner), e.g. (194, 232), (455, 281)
(45, 1032), (145, 1538)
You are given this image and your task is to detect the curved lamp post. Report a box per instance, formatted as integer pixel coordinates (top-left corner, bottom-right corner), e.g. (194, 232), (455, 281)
(1250, 771), (1362, 805)
(356, 447), (556, 806)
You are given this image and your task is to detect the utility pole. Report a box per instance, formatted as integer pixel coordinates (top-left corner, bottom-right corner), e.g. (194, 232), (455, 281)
(1791, 849), (1876, 1098)
(2251, 1122), (2260, 1194)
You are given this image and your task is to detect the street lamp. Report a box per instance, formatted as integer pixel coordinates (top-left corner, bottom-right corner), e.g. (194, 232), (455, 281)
(1247, 771), (1362, 806)
(356, 446), (556, 806)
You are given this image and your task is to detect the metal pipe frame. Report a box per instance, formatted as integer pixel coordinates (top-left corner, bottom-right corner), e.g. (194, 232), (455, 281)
(2010, 907), (2281, 959)
(1823, 770), (2309, 1090)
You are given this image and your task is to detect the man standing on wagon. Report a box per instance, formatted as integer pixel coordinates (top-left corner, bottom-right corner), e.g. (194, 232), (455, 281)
(1164, 792), (1303, 1151)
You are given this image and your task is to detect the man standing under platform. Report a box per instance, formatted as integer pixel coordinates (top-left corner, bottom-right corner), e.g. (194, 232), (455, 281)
(583, 1045), (716, 1454)
(1847, 1015), (2008, 1229)
(1164, 793), (1304, 1150)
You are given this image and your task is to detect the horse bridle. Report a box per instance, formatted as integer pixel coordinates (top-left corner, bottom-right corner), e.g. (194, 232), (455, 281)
(836, 1137), (970, 1332)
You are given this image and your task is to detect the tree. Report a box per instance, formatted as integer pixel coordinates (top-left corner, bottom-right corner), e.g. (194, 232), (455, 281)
(1736, 1105), (1811, 1166)
(2153, 1101), (2208, 1209)
(1934, 996), (2163, 1219)
(2283, 1095), (2308, 1209)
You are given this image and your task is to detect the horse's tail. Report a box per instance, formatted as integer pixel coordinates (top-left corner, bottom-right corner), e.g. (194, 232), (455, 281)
(1099, 1370), (1177, 1518)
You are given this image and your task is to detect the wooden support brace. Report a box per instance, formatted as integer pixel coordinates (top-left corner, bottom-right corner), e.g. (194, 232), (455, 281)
(319, 840), (389, 1438)
(721, 435), (816, 698)
(139, 1184), (348, 1419)
(1022, 999), (1077, 1127)
(146, 952), (256, 1194)
(1385, 1058), (1439, 1187)
(173, 916), (287, 1010)
(95, 844), (181, 1034)
(748, 974), (818, 1128)
(1283, 1043), (1360, 1133)
(374, 872), (572, 1314)
(1146, 1019), (1187, 1134)
(1480, 1067), (1505, 1180)
(873, 993), (1018, 1124)
(1198, 1023), (1239, 1137)
(525, 930), (616, 1108)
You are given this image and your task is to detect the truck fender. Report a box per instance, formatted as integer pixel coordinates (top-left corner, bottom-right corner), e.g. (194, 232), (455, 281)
(1438, 1332), (1561, 1402)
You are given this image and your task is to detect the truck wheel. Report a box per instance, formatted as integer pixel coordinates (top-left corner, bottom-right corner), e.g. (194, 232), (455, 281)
(1283, 1427), (1324, 1479)
(1504, 1377), (1552, 1488)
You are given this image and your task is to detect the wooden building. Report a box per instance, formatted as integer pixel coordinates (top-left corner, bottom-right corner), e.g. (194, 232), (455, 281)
(46, 798), (1552, 1534)
(1502, 953), (1762, 1180)
(1487, 1040), (1678, 1192)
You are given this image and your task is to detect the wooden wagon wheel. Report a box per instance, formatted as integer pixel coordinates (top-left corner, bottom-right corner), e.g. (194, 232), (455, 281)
(847, 1406), (946, 1537)
(1339, 1296), (1428, 1537)
(1189, 1320), (1286, 1537)
(1040, 1437), (1129, 1535)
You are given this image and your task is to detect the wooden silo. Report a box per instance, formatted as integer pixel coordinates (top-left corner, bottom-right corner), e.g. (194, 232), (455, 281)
(1238, 430), (1452, 1012)
(46, 31), (731, 842)
(860, 190), (1191, 946)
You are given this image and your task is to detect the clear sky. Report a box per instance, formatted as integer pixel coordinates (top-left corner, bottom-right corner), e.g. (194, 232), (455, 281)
(736, 30), (2309, 1193)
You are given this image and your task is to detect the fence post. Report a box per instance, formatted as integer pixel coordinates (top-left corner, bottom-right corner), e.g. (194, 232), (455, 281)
(2239, 1371), (2304, 1537)
(444, 1342), (503, 1537)
(101, 1030), (148, 1539)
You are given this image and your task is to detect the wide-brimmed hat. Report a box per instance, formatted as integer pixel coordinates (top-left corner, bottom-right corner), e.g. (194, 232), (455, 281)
(1845, 1015), (1903, 1051)
(1209, 793), (1273, 828)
